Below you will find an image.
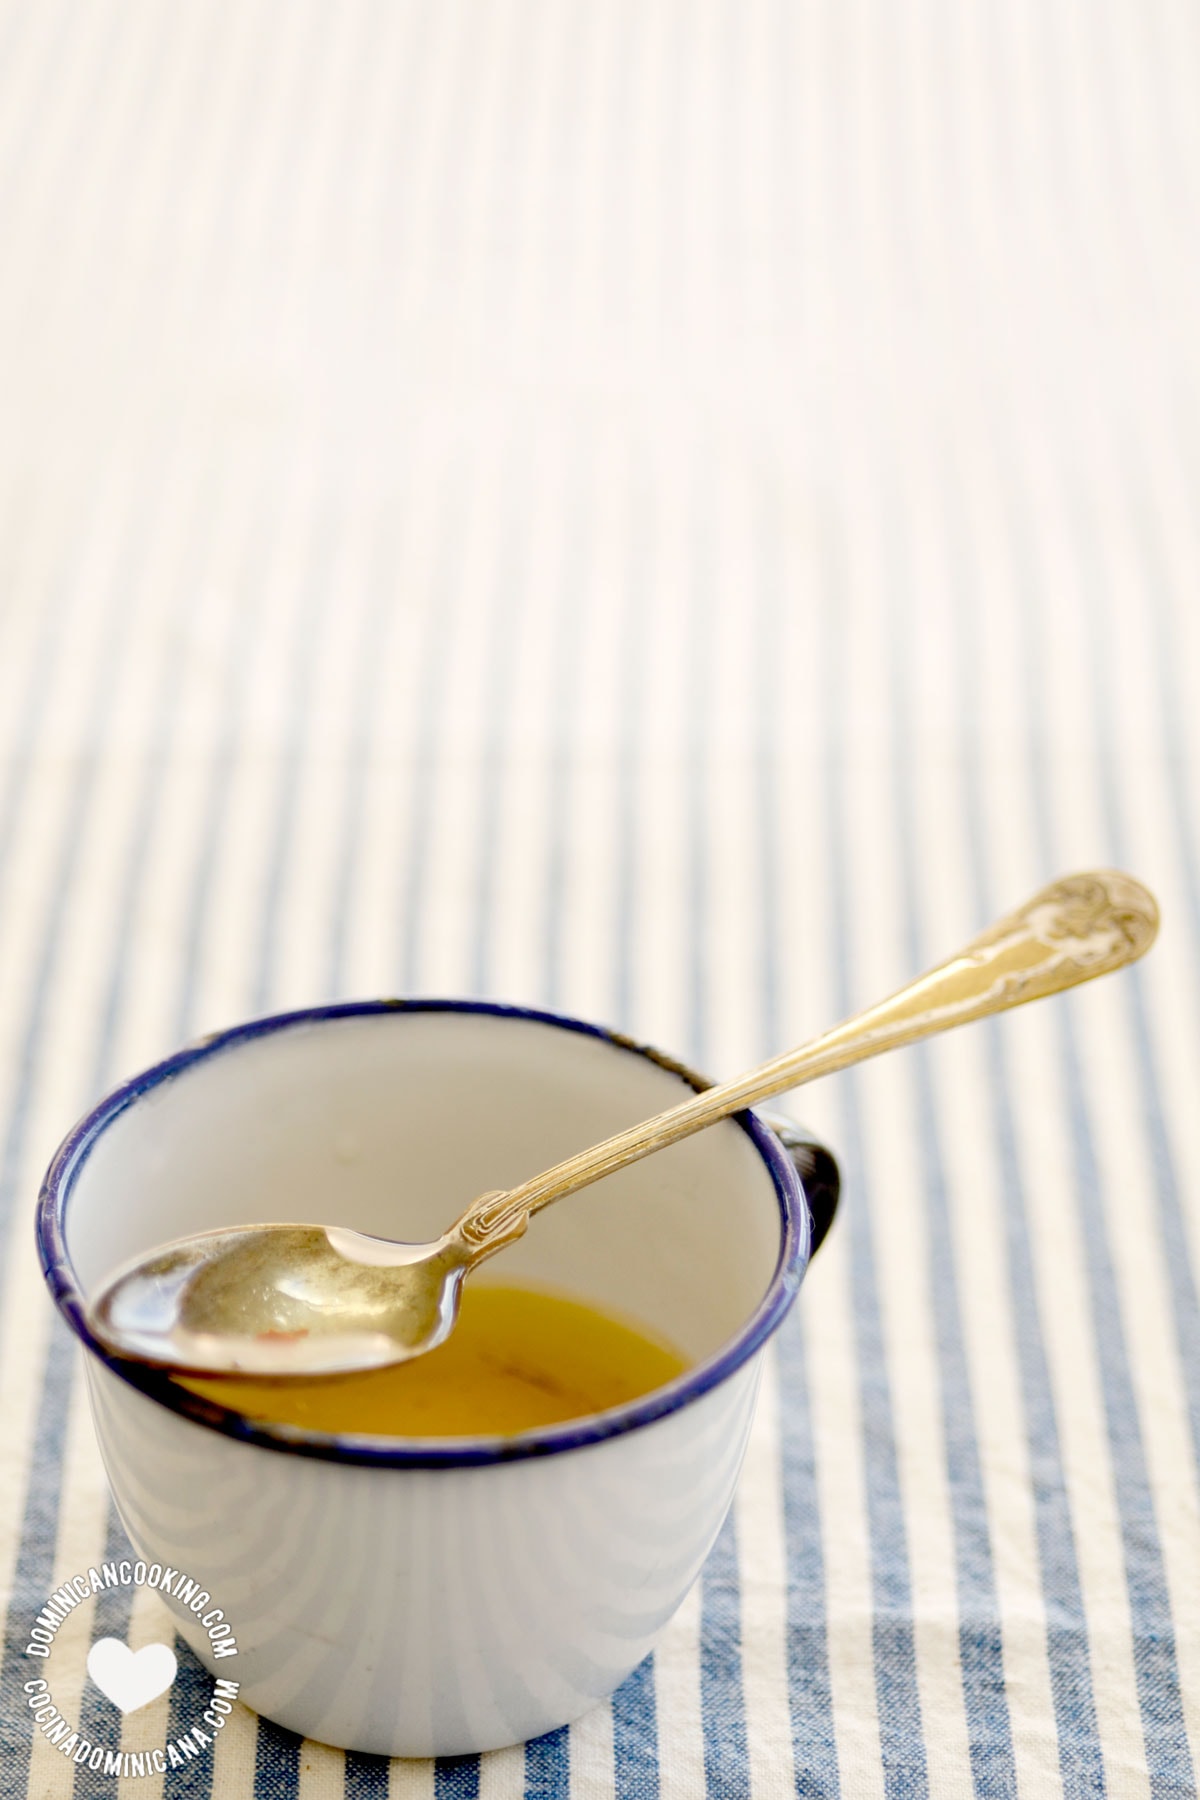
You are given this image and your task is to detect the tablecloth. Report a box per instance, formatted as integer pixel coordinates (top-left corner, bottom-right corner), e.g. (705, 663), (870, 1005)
(0, 1), (1198, 1794)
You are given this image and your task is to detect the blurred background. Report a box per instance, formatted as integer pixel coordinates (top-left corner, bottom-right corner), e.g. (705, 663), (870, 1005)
(1, 2), (1198, 1795)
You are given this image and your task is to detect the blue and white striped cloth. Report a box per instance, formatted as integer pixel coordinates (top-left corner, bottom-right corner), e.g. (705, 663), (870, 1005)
(1, 1), (1198, 1794)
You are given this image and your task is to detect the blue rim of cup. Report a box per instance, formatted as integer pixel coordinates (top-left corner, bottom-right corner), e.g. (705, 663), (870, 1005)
(36, 998), (811, 1469)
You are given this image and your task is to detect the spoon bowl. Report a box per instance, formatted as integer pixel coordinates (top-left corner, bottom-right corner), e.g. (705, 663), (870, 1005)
(91, 1224), (477, 1375)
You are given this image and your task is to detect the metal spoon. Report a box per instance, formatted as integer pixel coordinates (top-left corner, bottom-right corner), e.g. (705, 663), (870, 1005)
(86, 869), (1158, 1380)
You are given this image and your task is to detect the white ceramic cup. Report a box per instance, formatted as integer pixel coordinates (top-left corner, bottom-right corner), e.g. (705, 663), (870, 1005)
(38, 1000), (837, 1757)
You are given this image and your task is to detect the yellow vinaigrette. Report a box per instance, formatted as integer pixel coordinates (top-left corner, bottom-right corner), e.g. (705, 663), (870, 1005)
(180, 1283), (690, 1438)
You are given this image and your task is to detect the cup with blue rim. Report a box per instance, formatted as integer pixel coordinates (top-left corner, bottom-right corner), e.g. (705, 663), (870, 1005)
(38, 999), (838, 1757)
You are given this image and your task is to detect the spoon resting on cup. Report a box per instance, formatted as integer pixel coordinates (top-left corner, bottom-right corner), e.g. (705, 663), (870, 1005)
(86, 869), (1158, 1381)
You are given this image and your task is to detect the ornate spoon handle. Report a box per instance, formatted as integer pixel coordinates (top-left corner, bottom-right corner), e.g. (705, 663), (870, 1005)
(454, 870), (1158, 1257)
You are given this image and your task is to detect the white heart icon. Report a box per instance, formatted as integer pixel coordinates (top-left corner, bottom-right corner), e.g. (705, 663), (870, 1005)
(86, 1638), (177, 1715)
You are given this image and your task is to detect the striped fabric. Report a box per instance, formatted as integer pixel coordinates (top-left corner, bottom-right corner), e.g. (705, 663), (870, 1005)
(0, 1), (1198, 1795)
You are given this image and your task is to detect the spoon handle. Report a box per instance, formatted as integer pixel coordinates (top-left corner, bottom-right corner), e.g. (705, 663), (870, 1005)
(455, 870), (1158, 1256)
